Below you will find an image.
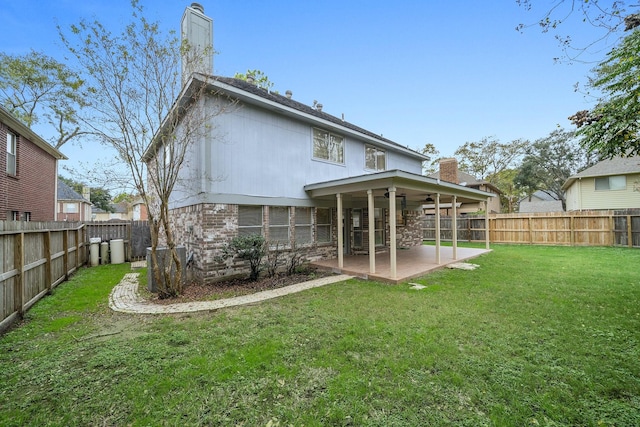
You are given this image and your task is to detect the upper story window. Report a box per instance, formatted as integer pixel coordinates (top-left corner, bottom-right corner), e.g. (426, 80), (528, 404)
(365, 145), (386, 171)
(595, 176), (626, 191)
(6, 131), (16, 175)
(313, 128), (344, 164)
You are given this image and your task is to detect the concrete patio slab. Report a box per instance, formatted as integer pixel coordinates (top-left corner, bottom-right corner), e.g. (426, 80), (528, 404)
(311, 245), (491, 284)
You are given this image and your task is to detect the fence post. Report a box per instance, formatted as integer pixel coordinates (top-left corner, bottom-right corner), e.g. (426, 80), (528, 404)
(44, 231), (52, 293)
(570, 216), (575, 246)
(528, 217), (533, 244)
(63, 230), (69, 279)
(13, 232), (24, 317)
(628, 215), (633, 248)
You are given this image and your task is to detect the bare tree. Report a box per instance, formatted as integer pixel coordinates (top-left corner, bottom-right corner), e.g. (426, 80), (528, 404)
(59, 1), (229, 297)
(516, 0), (638, 63)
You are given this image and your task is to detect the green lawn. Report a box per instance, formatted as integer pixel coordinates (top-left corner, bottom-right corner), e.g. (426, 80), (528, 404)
(1, 245), (639, 426)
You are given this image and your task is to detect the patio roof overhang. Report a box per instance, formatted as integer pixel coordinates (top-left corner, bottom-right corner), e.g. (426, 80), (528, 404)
(304, 169), (493, 281)
(304, 169), (495, 205)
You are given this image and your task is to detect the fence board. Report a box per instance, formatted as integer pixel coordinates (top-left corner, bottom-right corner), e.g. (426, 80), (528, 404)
(0, 222), (86, 334)
(423, 211), (640, 248)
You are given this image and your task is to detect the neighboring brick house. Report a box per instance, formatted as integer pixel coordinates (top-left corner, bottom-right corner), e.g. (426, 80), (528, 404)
(426, 158), (502, 214)
(142, 4), (495, 284)
(1, 106), (66, 221)
(57, 181), (92, 221)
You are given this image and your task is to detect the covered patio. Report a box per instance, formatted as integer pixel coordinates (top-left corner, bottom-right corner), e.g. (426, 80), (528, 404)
(304, 170), (495, 284)
(311, 244), (490, 284)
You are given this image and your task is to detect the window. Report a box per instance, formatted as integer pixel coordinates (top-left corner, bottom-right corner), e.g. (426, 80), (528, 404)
(64, 203), (79, 213)
(295, 207), (312, 246)
(10, 211), (19, 221)
(269, 206), (290, 244)
(365, 146), (386, 171)
(238, 205), (263, 236)
(316, 208), (332, 243)
(313, 128), (344, 164)
(24, 212), (31, 222)
(6, 131), (16, 175)
(595, 176), (626, 191)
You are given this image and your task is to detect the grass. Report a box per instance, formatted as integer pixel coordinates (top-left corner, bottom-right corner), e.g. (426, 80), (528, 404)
(0, 245), (639, 426)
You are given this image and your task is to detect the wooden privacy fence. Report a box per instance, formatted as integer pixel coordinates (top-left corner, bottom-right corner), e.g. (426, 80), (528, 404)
(84, 221), (151, 261)
(0, 221), (86, 333)
(422, 210), (640, 247)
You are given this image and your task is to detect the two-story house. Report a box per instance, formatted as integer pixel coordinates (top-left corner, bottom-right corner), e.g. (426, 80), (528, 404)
(57, 181), (92, 221)
(144, 4), (494, 284)
(1, 106), (66, 221)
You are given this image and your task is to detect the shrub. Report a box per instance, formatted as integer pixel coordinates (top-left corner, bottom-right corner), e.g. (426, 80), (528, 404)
(217, 234), (266, 281)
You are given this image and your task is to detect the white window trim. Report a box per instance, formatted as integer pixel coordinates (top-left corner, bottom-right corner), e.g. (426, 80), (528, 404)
(312, 128), (345, 165)
(6, 131), (16, 175)
(595, 175), (626, 191)
(365, 145), (386, 171)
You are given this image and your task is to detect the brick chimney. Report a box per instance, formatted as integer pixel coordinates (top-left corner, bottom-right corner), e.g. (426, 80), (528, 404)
(439, 158), (459, 184)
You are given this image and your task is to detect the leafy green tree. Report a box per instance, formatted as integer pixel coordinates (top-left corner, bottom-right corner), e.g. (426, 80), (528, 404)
(487, 169), (524, 213)
(59, 176), (114, 212)
(421, 143), (441, 175)
(0, 51), (89, 149)
(454, 137), (528, 182)
(514, 129), (597, 209)
(234, 69), (274, 90)
(570, 26), (640, 158)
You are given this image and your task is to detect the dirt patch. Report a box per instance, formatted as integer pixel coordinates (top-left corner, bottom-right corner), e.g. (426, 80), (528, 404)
(147, 268), (334, 305)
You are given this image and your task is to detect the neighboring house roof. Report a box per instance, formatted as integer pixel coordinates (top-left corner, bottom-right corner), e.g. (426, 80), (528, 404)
(519, 190), (558, 203)
(143, 73), (428, 163)
(91, 202), (128, 214)
(427, 170), (502, 194)
(562, 156), (640, 190)
(57, 181), (90, 203)
(0, 105), (67, 160)
(519, 200), (564, 213)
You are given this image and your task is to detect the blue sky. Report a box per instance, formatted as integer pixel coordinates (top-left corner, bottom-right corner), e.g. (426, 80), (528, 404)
(1, 0), (607, 177)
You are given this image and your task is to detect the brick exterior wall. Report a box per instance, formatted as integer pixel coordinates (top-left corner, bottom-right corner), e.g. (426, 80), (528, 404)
(170, 203), (338, 284)
(0, 123), (57, 221)
(396, 210), (424, 248)
(169, 203), (423, 284)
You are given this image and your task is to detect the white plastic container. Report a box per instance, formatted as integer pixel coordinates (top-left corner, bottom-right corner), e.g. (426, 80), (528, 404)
(89, 237), (101, 266)
(100, 242), (109, 265)
(110, 239), (125, 264)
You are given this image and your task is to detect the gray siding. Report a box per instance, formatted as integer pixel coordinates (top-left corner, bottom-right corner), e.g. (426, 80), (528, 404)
(172, 96), (423, 208)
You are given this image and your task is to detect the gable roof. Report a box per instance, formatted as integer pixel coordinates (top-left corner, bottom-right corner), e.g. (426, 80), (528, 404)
(562, 156), (640, 190)
(427, 170), (501, 194)
(144, 73), (427, 162)
(0, 105), (67, 160)
(57, 181), (90, 202)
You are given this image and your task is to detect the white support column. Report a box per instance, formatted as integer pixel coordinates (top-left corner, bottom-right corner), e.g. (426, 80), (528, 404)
(367, 189), (376, 274)
(452, 195), (458, 260)
(435, 193), (441, 264)
(388, 187), (397, 279)
(337, 193), (344, 269)
(485, 197), (491, 250)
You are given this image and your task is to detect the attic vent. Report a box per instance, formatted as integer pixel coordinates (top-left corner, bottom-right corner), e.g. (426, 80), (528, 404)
(285, 90), (292, 99)
(316, 103), (323, 112)
(246, 74), (256, 85)
(190, 2), (204, 13)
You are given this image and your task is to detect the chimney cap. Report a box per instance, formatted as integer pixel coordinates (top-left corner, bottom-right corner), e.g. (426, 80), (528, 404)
(190, 2), (205, 13)
(285, 90), (292, 99)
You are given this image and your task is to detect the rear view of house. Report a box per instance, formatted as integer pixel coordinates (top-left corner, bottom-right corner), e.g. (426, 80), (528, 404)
(144, 4), (495, 284)
(1, 106), (66, 221)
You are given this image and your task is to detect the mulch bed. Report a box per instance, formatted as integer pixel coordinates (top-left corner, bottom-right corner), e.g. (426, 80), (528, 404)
(148, 268), (334, 305)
